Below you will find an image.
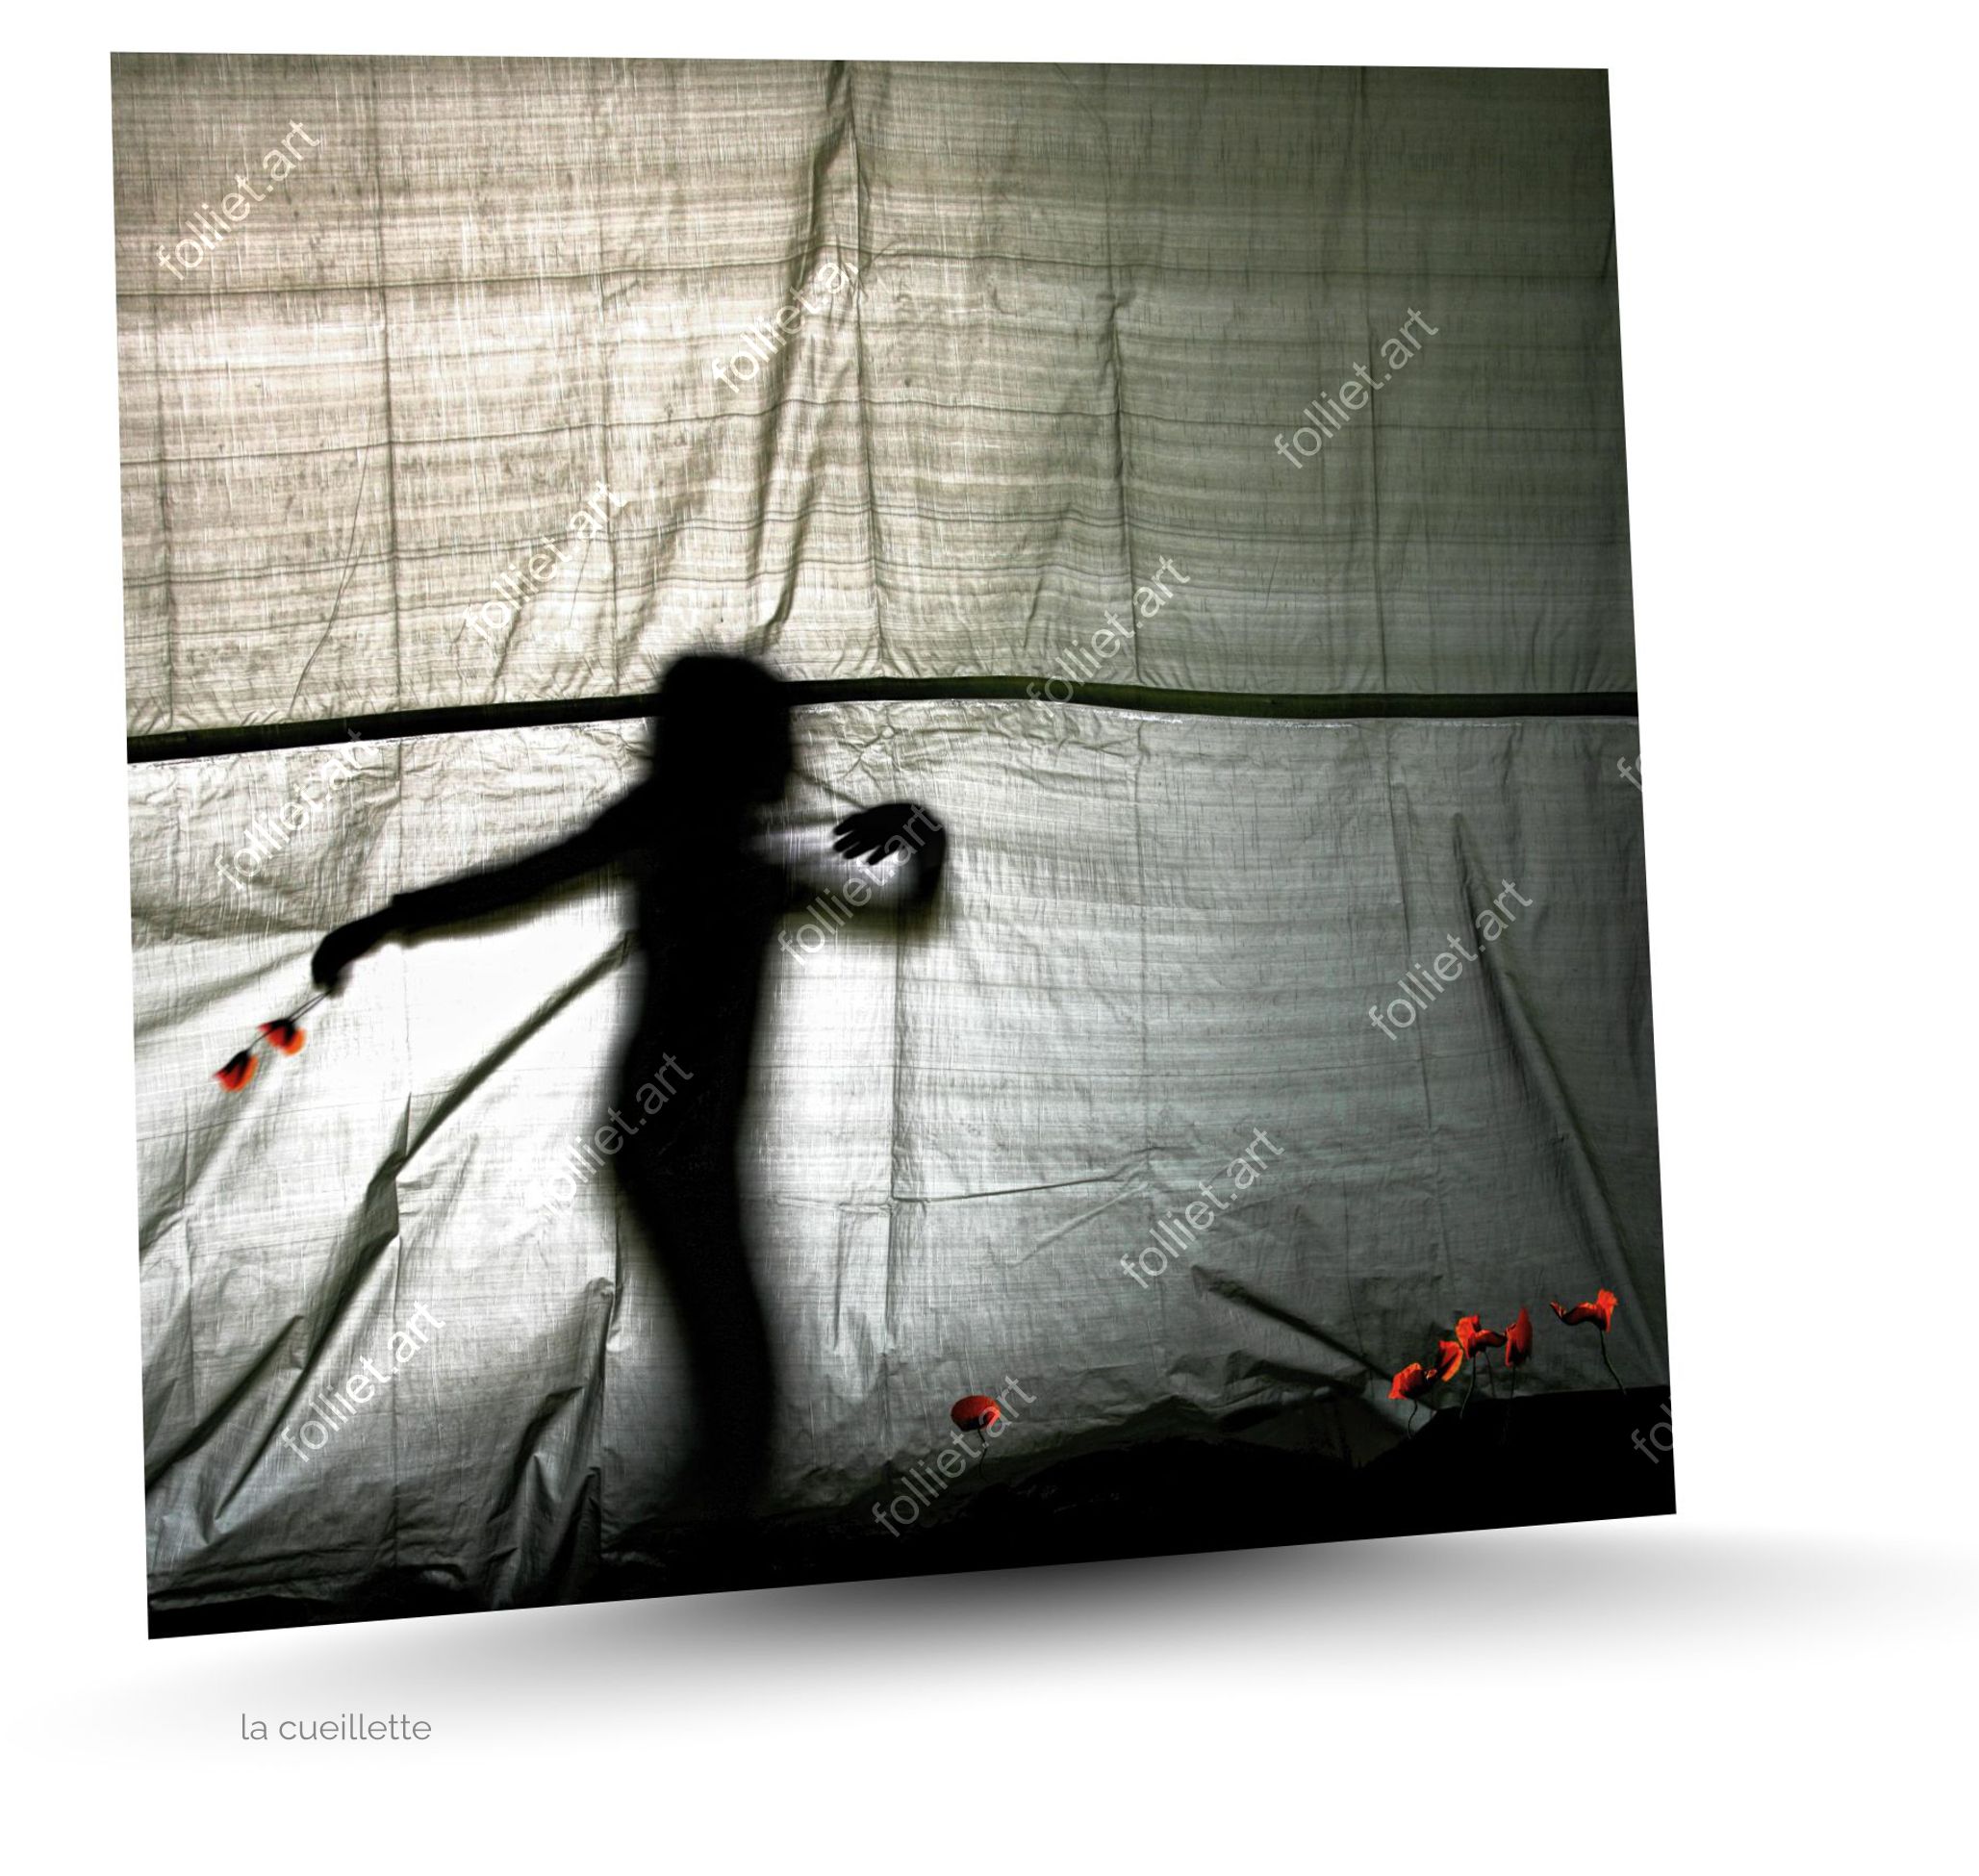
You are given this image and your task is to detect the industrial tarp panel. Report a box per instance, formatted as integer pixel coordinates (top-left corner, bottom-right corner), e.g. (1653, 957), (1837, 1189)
(115, 58), (1630, 734)
(119, 57), (1660, 1611)
(134, 708), (1657, 1603)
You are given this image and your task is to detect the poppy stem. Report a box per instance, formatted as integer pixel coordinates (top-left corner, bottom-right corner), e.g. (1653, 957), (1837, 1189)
(1598, 1333), (1627, 1395)
(1461, 1358), (1476, 1419)
(228, 991), (323, 1076)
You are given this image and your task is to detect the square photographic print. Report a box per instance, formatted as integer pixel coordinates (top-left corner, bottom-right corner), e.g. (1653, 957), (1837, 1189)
(119, 55), (1669, 1635)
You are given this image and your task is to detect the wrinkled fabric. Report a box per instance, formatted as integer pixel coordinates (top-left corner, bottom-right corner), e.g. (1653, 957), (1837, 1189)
(135, 706), (1659, 1606)
(115, 58), (1629, 734)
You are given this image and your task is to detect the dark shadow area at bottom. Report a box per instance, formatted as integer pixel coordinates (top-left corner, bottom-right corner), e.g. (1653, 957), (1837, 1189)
(149, 1385), (1675, 1637)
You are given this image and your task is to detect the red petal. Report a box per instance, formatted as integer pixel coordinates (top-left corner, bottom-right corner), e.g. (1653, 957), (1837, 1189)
(1551, 1291), (1620, 1331)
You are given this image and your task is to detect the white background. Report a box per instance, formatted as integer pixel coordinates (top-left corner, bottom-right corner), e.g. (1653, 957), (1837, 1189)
(4, 4), (1970, 1868)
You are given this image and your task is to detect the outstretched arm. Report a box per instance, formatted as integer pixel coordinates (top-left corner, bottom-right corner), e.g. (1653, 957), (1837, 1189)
(312, 780), (651, 988)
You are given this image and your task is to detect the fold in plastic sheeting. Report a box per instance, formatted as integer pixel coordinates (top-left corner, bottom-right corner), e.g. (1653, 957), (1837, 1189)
(135, 704), (1659, 1608)
(115, 60), (1629, 734)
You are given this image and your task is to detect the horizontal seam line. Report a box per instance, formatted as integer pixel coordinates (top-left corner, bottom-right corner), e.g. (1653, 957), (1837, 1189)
(127, 681), (1638, 762)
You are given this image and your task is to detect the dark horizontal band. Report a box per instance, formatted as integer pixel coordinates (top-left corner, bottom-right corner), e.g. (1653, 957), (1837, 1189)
(127, 679), (1639, 764)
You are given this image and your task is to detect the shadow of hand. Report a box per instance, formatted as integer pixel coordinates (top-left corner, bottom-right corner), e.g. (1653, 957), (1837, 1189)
(312, 911), (395, 990)
(831, 802), (935, 865)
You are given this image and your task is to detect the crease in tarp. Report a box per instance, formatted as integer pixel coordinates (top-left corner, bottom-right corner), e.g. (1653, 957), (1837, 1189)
(395, 929), (634, 1166)
(1053, 63), (1140, 678)
(1456, 816), (1641, 1360)
(838, 59), (893, 677)
(1376, 718), (1459, 1303)
(146, 1307), (310, 1495)
(281, 440), (384, 721)
(203, 1311), (320, 1528)
(1188, 1266), (1386, 1387)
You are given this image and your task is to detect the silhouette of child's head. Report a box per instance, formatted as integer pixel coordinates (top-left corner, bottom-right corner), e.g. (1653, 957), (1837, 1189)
(652, 655), (791, 804)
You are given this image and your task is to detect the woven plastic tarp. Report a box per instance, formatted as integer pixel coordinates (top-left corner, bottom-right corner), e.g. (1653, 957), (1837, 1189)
(119, 57), (1661, 1611)
(115, 57), (1630, 734)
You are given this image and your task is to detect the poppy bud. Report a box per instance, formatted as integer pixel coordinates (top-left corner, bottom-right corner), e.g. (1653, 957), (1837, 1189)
(259, 1019), (307, 1055)
(215, 1050), (257, 1092)
(951, 1394), (1001, 1434)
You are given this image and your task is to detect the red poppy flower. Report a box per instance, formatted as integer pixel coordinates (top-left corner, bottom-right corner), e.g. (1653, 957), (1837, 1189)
(1433, 1338), (1465, 1383)
(1388, 1361), (1434, 1403)
(1550, 1288), (1619, 1332)
(259, 1019), (307, 1055)
(951, 1394), (1001, 1434)
(215, 1050), (258, 1092)
(1504, 1306), (1533, 1368)
(1455, 1313), (1507, 1356)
